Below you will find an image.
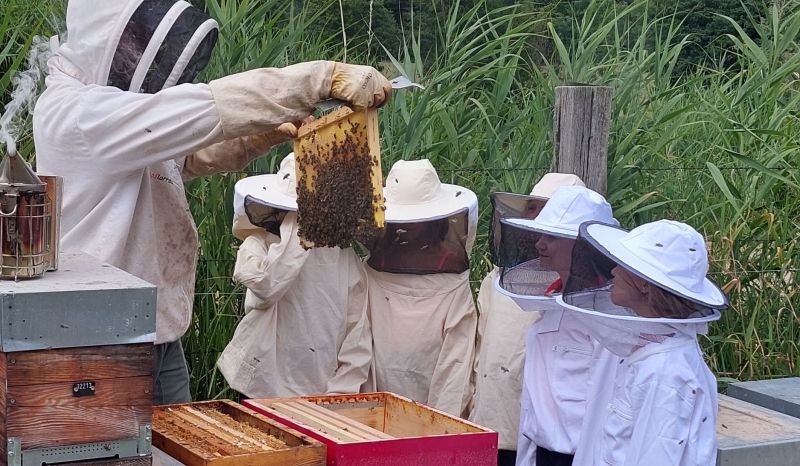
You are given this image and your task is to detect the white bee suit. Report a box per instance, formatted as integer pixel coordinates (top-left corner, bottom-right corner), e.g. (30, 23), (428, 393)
(559, 219), (728, 466)
(218, 212), (372, 397)
(516, 309), (620, 466)
(490, 187), (621, 465)
(367, 269), (477, 417)
(470, 174), (585, 452)
(33, 0), (389, 345)
(367, 159), (478, 418)
(572, 336), (717, 466)
(469, 268), (540, 450)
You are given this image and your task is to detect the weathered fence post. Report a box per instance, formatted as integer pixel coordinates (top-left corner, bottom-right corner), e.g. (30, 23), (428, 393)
(552, 85), (613, 195)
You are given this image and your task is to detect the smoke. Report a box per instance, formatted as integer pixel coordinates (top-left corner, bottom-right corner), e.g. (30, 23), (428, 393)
(0, 36), (52, 157)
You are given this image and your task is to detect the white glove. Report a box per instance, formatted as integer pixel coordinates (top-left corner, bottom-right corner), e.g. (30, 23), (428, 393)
(330, 63), (393, 108)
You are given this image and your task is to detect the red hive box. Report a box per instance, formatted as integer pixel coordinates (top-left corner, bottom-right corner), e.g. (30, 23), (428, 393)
(244, 392), (498, 466)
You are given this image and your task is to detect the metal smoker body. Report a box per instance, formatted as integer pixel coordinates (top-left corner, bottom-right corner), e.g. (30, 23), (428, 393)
(0, 152), (58, 279)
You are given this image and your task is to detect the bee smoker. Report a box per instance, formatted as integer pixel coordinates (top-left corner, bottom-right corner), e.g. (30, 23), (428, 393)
(0, 150), (58, 279)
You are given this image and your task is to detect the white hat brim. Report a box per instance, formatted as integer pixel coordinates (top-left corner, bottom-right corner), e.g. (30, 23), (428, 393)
(234, 175), (297, 212)
(583, 222), (728, 309)
(503, 217), (577, 239)
(384, 184), (477, 222)
(556, 294), (723, 324)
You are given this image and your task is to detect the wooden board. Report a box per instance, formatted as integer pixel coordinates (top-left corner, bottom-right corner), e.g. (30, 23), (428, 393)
(0, 344), (154, 451)
(383, 394), (479, 438)
(304, 395), (385, 432)
(153, 400), (325, 466)
(268, 400), (393, 443)
(4, 344), (153, 385)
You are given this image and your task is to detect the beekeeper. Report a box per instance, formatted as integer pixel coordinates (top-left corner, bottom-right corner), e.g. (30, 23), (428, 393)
(471, 173), (585, 466)
(560, 220), (728, 466)
(495, 186), (621, 466)
(216, 153), (372, 398)
(366, 159), (477, 417)
(32, 0), (392, 404)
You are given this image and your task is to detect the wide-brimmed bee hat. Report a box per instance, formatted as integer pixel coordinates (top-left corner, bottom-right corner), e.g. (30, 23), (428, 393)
(232, 153), (297, 239)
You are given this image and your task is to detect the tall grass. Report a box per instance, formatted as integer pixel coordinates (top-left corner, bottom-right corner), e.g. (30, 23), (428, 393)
(2, 0), (797, 399)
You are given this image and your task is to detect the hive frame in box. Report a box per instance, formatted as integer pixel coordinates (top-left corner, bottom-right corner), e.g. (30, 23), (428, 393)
(245, 392), (498, 466)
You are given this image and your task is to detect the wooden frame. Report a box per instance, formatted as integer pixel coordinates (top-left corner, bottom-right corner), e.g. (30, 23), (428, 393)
(293, 106), (384, 248)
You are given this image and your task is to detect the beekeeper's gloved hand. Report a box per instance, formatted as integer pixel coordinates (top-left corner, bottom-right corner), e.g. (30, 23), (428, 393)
(209, 61), (390, 140)
(330, 63), (392, 109)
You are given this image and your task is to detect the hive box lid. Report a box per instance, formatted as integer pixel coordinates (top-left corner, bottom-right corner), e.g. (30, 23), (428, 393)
(726, 377), (800, 420)
(0, 253), (156, 351)
(717, 394), (800, 466)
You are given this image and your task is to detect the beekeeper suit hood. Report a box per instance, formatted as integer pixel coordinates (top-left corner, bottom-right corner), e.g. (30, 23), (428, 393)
(366, 159), (478, 417)
(218, 153), (372, 397)
(52, 0), (218, 92)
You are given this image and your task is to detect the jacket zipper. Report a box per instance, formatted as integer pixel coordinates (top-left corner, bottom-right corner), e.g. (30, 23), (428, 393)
(553, 345), (591, 356)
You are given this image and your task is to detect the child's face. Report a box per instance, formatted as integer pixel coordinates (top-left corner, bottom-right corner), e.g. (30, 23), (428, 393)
(535, 234), (575, 278)
(610, 266), (660, 318)
(523, 199), (546, 219)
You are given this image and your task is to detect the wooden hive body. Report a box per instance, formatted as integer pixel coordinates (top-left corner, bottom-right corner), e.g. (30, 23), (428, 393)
(245, 392), (498, 466)
(152, 400), (326, 466)
(0, 254), (157, 466)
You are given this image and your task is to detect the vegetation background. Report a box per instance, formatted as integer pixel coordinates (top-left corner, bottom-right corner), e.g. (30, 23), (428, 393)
(1, 0), (798, 400)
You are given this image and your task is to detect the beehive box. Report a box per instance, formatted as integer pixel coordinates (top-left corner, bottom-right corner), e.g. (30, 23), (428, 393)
(717, 394), (800, 465)
(293, 106), (384, 249)
(0, 253), (156, 466)
(152, 400), (325, 466)
(726, 377), (800, 419)
(244, 392), (498, 466)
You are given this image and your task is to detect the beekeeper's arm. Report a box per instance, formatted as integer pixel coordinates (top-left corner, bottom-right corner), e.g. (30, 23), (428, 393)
(427, 286), (478, 418)
(326, 261), (373, 395)
(40, 62), (390, 177)
(181, 123), (297, 180)
(623, 380), (716, 466)
(233, 212), (309, 307)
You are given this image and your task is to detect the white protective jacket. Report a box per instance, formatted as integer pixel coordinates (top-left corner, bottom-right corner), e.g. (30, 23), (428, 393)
(367, 269), (477, 418)
(516, 309), (620, 465)
(217, 212), (372, 397)
(470, 267), (541, 450)
(573, 337), (717, 466)
(33, 0), (334, 343)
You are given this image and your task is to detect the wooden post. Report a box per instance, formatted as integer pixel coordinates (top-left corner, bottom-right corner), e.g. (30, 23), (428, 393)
(553, 85), (613, 195)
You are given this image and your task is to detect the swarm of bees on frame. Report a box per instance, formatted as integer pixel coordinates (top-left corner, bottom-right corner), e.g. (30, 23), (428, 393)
(296, 121), (384, 249)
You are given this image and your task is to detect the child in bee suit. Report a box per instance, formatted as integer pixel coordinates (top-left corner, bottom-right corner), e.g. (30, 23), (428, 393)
(470, 173), (585, 466)
(560, 220), (728, 466)
(365, 159), (478, 418)
(495, 186), (622, 466)
(217, 153), (373, 398)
